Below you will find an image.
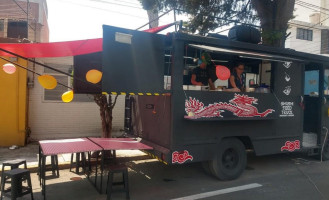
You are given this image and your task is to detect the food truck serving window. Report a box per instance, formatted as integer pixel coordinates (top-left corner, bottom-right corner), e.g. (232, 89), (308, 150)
(182, 44), (301, 93)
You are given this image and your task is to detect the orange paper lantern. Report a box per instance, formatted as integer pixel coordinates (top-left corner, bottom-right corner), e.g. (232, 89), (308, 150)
(216, 65), (230, 80)
(38, 75), (57, 89)
(86, 69), (102, 84)
(3, 63), (16, 74)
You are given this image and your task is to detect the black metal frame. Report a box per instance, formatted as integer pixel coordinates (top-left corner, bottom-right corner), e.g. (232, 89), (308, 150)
(38, 139), (123, 199)
(38, 142), (106, 200)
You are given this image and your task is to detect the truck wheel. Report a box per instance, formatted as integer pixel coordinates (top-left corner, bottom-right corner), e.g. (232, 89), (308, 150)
(209, 138), (247, 180)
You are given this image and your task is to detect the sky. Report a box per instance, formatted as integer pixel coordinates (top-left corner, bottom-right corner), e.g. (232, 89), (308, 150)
(46, 0), (321, 42)
(294, 0), (320, 22)
(47, 0), (186, 42)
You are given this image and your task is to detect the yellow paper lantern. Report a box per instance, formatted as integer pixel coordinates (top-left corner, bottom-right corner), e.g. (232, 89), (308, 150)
(3, 63), (16, 74)
(38, 75), (57, 89)
(62, 90), (74, 103)
(86, 69), (102, 84)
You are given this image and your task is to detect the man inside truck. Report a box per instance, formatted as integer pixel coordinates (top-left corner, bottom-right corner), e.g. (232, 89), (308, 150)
(191, 61), (216, 90)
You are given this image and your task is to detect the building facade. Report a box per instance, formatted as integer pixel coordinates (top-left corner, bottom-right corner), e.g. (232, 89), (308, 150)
(0, 0), (124, 146)
(286, 0), (329, 56)
(27, 56), (125, 141)
(285, 19), (329, 55)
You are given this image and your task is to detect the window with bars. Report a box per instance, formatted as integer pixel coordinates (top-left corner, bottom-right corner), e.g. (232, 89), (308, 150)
(43, 64), (94, 102)
(296, 28), (313, 41)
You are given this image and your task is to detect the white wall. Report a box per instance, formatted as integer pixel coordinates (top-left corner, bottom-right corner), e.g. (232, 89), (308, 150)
(27, 56), (124, 140)
(286, 23), (322, 54)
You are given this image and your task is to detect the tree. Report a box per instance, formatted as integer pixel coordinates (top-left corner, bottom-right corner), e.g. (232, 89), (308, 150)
(94, 94), (119, 138)
(139, 0), (159, 28)
(251, 0), (295, 47)
(139, 0), (295, 47)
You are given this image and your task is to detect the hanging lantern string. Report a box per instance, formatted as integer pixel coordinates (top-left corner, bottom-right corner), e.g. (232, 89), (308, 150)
(0, 48), (72, 77)
(0, 48), (101, 89)
(0, 56), (72, 89)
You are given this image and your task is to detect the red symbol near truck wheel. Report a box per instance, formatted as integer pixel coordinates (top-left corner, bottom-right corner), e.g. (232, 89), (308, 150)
(281, 140), (300, 152)
(172, 150), (193, 164)
(184, 94), (275, 119)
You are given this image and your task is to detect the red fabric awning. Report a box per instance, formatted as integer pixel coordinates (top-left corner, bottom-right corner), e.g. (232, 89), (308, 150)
(0, 38), (103, 58)
(143, 22), (176, 33)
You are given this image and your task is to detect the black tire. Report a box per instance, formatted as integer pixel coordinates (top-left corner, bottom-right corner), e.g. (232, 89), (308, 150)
(209, 138), (247, 180)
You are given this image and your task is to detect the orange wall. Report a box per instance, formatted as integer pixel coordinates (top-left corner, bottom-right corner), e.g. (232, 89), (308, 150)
(0, 58), (27, 146)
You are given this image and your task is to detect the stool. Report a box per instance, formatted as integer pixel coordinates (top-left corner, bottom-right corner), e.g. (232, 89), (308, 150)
(1, 159), (27, 189)
(38, 155), (59, 186)
(106, 164), (129, 200)
(40, 155), (59, 177)
(2, 159), (27, 171)
(0, 168), (33, 200)
(70, 153), (86, 174)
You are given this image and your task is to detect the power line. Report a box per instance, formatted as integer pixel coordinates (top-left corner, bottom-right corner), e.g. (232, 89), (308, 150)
(89, 0), (143, 10)
(295, 2), (329, 17)
(296, 0), (329, 12)
(51, 0), (150, 21)
(10, 0), (37, 21)
(51, 0), (173, 25)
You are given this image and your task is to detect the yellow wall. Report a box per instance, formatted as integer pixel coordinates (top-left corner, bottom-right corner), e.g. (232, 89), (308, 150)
(0, 58), (27, 146)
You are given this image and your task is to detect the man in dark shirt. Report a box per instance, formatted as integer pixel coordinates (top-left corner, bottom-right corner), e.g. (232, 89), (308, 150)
(191, 62), (215, 90)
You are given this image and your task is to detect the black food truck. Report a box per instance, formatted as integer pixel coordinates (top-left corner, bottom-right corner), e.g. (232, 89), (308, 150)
(76, 25), (329, 181)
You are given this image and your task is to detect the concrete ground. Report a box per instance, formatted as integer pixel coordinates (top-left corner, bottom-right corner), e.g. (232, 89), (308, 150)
(0, 142), (151, 200)
(1, 144), (329, 200)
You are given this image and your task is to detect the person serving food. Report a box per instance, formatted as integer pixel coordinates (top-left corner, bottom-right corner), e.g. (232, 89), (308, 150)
(228, 62), (245, 92)
(191, 62), (215, 90)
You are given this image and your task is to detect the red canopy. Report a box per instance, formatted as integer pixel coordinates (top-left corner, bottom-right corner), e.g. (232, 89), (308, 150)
(0, 23), (176, 58)
(0, 38), (103, 58)
(142, 22), (176, 33)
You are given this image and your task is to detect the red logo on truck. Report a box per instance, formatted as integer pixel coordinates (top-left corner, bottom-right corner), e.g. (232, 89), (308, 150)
(172, 150), (193, 164)
(281, 140), (300, 152)
(184, 94), (274, 119)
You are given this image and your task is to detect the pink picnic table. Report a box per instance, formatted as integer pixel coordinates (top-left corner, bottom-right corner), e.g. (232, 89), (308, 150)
(38, 138), (103, 199)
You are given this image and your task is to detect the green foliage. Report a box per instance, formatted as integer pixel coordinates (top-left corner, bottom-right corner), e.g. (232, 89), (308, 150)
(139, 0), (295, 47)
(140, 0), (258, 35)
(261, 30), (285, 46)
(138, 0), (159, 10)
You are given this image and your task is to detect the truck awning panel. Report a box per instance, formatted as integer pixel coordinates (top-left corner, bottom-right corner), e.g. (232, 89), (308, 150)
(188, 44), (304, 62)
(102, 25), (166, 94)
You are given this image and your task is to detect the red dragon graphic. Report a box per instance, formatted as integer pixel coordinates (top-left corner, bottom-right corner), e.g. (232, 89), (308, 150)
(184, 94), (275, 119)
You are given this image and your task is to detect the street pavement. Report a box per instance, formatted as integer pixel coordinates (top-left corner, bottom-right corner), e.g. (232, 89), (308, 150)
(1, 143), (329, 200)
